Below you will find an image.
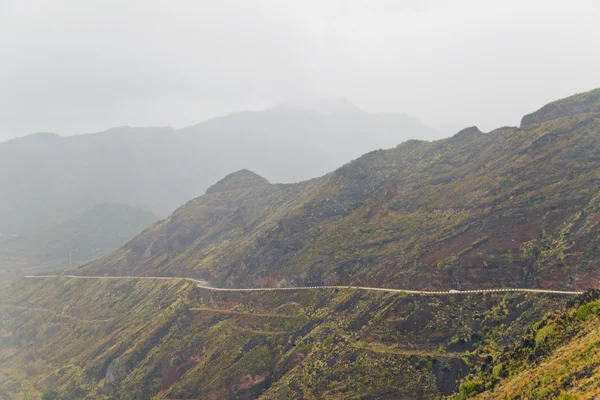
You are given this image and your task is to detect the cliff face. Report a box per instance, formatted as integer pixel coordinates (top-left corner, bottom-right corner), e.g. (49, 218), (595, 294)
(80, 89), (600, 291)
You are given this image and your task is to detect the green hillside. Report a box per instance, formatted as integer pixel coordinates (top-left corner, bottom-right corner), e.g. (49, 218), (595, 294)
(0, 277), (566, 399)
(461, 290), (600, 399)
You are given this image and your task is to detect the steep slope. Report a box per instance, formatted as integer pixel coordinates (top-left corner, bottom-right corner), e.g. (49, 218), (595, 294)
(80, 89), (600, 292)
(0, 204), (157, 279)
(0, 277), (565, 399)
(447, 290), (600, 399)
(0, 105), (438, 235)
(521, 88), (600, 127)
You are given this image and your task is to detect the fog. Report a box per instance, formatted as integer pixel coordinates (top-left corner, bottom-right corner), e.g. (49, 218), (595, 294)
(0, 0), (599, 140)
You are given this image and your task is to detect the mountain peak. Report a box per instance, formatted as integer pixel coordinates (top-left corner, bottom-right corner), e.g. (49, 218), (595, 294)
(205, 169), (270, 194)
(454, 126), (483, 138)
(520, 88), (600, 128)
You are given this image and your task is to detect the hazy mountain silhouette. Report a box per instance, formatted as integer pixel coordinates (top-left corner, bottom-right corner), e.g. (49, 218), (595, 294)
(0, 101), (439, 234)
(0, 203), (157, 277)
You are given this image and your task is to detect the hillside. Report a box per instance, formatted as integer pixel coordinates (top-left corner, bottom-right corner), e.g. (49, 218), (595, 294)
(80, 89), (600, 292)
(0, 204), (157, 280)
(0, 103), (438, 235)
(454, 290), (600, 399)
(0, 277), (566, 399)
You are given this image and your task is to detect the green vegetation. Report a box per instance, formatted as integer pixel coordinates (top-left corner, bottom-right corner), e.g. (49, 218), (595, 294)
(41, 391), (58, 400)
(455, 379), (481, 399)
(576, 300), (600, 321)
(454, 290), (600, 399)
(535, 324), (554, 346)
(0, 278), (564, 399)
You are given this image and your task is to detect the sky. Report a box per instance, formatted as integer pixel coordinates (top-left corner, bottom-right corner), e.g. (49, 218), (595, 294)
(0, 0), (599, 141)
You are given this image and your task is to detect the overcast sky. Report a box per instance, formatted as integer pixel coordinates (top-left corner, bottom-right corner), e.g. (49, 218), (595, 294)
(1, 0), (599, 141)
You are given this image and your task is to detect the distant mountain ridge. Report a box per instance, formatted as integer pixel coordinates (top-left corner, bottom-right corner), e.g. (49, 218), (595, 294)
(79, 88), (600, 292)
(0, 103), (439, 235)
(0, 203), (157, 278)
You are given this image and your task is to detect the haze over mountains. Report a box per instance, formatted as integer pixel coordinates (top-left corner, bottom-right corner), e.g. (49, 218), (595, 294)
(2, 1), (600, 398)
(0, 203), (157, 280)
(0, 99), (440, 236)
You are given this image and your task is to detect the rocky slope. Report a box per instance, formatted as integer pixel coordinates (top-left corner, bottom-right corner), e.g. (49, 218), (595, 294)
(0, 204), (157, 279)
(0, 277), (566, 399)
(456, 290), (600, 399)
(80, 89), (600, 292)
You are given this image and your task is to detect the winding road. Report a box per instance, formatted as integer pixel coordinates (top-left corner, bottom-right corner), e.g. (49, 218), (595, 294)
(24, 275), (584, 296)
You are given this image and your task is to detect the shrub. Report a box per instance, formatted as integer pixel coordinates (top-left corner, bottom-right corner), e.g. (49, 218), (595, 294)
(322, 336), (334, 346)
(455, 380), (481, 399)
(557, 393), (578, 400)
(536, 387), (551, 398)
(492, 364), (504, 377)
(354, 362), (365, 372)
(535, 324), (554, 347)
(41, 391), (59, 400)
(296, 312), (307, 321)
(576, 301), (600, 321)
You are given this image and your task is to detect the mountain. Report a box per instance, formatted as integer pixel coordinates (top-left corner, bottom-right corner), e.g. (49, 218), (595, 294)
(0, 104), (439, 235)
(2, 89), (600, 400)
(80, 89), (600, 292)
(0, 203), (157, 279)
(457, 290), (600, 399)
(0, 276), (566, 399)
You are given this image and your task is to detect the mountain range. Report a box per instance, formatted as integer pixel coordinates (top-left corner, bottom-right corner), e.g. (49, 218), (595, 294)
(1, 89), (600, 399)
(80, 89), (600, 292)
(0, 100), (439, 236)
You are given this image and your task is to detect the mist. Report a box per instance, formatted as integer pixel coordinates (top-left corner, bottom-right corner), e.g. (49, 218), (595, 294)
(1, 0), (599, 140)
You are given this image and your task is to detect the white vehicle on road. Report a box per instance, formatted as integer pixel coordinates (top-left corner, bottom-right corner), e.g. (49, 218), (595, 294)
(449, 289), (460, 293)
